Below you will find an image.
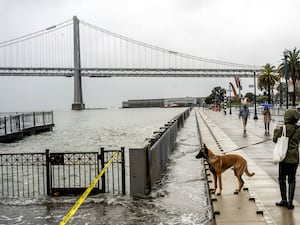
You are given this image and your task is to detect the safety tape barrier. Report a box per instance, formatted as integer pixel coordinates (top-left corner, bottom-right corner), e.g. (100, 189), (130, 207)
(60, 150), (120, 225)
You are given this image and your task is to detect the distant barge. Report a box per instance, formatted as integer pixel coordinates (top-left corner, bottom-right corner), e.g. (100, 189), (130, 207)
(122, 97), (204, 108)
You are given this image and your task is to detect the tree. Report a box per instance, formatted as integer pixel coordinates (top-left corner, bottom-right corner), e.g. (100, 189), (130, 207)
(205, 86), (226, 105)
(278, 48), (300, 106)
(244, 92), (254, 102)
(258, 63), (280, 103)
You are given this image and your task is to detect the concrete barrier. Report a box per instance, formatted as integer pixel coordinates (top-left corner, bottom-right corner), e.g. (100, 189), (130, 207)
(129, 108), (190, 196)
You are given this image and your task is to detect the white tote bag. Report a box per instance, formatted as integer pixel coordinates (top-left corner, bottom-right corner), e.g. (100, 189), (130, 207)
(273, 125), (289, 163)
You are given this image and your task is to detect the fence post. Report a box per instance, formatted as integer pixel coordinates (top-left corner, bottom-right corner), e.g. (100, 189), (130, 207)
(100, 147), (106, 193)
(4, 116), (7, 135)
(121, 147), (126, 195)
(33, 112), (36, 127)
(22, 114), (25, 130)
(45, 149), (51, 196)
(17, 115), (20, 131)
(10, 115), (12, 133)
(43, 112), (45, 125)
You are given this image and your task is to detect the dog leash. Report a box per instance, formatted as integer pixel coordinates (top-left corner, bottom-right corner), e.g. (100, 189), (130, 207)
(225, 138), (272, 153)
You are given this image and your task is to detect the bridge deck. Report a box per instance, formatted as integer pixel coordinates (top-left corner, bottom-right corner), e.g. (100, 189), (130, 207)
(0, 67), (261, 77)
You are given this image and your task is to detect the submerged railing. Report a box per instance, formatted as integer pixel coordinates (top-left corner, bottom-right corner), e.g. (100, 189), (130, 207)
(0, 111), (54, 142)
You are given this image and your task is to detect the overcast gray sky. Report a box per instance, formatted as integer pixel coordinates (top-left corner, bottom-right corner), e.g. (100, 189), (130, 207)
(1, 0), (300, 111)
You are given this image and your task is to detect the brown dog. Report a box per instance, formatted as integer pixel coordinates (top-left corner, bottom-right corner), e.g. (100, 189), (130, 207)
(195, 144), (255, 195)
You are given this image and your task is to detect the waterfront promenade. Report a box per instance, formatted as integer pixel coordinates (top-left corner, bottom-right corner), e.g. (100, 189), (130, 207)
(195, 107), (300, 225)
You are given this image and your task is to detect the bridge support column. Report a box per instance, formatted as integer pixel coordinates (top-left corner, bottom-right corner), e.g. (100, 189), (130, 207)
(72, 16), (85, 110)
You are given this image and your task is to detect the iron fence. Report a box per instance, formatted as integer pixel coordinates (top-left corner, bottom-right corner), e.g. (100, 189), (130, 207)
(100, 147), (126, 195)
(0, 152), (47, 197)
(0, 148), (125, 198)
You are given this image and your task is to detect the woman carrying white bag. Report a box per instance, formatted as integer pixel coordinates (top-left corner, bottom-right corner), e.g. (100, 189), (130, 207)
(273, 109), (300, 209)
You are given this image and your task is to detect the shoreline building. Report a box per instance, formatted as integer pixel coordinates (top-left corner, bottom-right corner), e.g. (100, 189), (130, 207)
(122, 97), (205, 108)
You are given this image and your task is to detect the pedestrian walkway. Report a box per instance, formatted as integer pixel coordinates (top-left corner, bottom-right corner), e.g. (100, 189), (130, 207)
(195, 107), (300, 225)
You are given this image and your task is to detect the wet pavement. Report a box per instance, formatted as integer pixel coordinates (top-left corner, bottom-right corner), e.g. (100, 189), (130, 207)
(195, 107), (300, 225)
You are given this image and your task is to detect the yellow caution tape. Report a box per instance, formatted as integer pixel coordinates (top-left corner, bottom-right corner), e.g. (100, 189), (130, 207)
(60, 150), (120, 225)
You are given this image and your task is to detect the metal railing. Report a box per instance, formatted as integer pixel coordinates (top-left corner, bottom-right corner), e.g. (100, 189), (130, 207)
(0, 148), (125, 198)
(100, 147), (125, 195)
(0, 152), (47, 197)
(0, 111), (54, 137)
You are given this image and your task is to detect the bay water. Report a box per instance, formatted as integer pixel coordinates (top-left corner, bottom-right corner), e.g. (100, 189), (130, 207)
(0, 108), (211, 225)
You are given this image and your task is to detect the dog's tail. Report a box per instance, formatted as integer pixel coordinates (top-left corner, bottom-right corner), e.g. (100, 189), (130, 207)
(245, 166), (255, 177)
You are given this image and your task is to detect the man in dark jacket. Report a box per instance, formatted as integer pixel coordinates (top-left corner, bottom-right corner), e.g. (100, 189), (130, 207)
(273, 109), (300, 209)
(239, 104), (250, 133)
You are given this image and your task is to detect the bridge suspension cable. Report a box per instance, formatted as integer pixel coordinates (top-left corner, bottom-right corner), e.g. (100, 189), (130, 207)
(0, 19), (73, 47)
(79, 19), (260, 70)
(0, 19), (73, 68)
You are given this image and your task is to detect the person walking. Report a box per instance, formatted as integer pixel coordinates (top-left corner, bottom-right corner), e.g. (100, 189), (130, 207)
(273, 109), (300, 209)
(262, 107), (272, 135)
(239, 104), (250, 133)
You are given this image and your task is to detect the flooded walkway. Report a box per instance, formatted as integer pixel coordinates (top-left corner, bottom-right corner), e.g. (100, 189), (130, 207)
(196, 107), (300, 225)
(0, 109), (212, 225)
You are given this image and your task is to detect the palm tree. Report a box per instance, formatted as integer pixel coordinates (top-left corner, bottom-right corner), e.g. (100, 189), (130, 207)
(278, 47), (300, 106)
(258, 63), (280, 103)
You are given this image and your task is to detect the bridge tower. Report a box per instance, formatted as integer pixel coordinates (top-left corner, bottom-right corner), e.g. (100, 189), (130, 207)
(71, 16), (85, 110)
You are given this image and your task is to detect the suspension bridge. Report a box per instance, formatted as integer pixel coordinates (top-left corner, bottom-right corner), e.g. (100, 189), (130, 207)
(0, 16), (261, 110)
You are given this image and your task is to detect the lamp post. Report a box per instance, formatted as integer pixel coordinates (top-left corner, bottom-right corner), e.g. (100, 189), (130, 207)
(284, 50), (289, 109)
(279, 81), (282, 108)
(229, 83), (232, 115)
(253, 71), (258, 120)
